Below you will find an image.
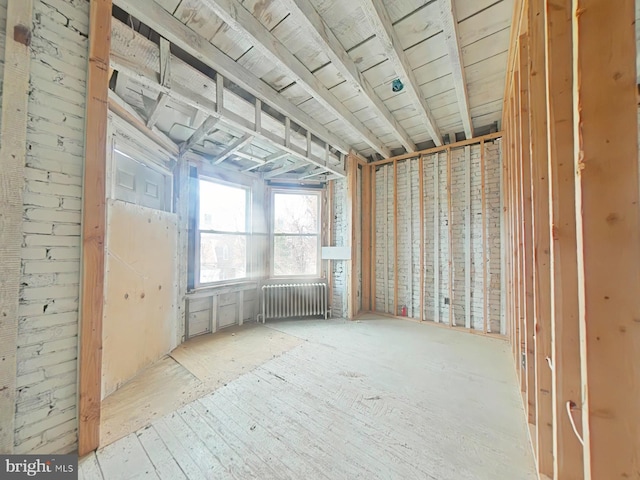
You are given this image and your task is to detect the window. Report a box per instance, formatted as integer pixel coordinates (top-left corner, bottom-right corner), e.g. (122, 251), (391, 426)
(272, 191), (320, 276)
(198, 179), (250, 284)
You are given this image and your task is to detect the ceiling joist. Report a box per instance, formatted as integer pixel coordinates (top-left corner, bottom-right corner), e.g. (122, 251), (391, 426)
(279, 0), (416, 153)
(439, 0), (473, 139)
(199, 0), (392, 158)
(360, 0), (443, 146)
(109, 18), (345, 176)
(113, 0), (351, 156)
(180, 115), (220, 156)
(264, 160), (309, 179)
(213, 133), (254, 164)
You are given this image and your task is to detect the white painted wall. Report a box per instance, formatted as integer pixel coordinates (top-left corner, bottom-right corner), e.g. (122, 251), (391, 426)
(15, 0), (89, 454)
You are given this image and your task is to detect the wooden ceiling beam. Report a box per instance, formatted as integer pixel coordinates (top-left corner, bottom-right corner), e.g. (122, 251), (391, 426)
(179, 115), (220, 156)
(213, 133), (253, 165)
(109, 20), (345, 176)
(263, 160), (308, 179)
(360, 0), (443, 146)
(113, 0), (351, 155)
(279, 0), (416, 153)
(199, 0), (391, 158)
(439, 0), (473, 139)
(243, 151), (288, 172)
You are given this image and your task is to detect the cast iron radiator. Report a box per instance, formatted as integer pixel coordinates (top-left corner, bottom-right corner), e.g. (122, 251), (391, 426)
(258, 283), (329, 323)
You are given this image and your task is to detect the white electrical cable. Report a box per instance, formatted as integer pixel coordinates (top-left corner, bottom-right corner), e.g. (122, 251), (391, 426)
(566, 401), (585, 446)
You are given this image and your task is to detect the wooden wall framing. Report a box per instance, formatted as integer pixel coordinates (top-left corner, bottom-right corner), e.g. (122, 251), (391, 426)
(502, 0), (640, 477)
(79, 0), (112, 456)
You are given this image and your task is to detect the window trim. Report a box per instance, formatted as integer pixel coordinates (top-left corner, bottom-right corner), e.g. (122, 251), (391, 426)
(196, 176), (251, 287)
(269, 188), (322, 279)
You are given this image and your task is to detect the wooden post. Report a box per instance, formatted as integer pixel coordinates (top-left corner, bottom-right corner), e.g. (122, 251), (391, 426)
(407, 161), (413, 317)
(544, 0), (583, 475)
(79, 0), (112, 456)
(327, 179), (334, 308)
(518, 34), (536, 423)
(393, 159), (398, 316)
(362, 164), (372, 312)
(573, 0), (640, 477)
(419, 156), (425, 322)
(371, 167), (376, 312)
(447, 147), (454, 327)
(481, 141), (488, 334)
(0, 0), (33, 454)
(529, 0), (553, 475)
(464, 146), (471, 329)
(384, 166), (389, 313)
(346, 154), (358, 319)
(434, 154), (441, 323)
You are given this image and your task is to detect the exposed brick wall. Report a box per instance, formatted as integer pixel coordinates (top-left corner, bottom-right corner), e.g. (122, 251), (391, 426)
(373, 141), (503, 332)
(15, 0), (89, 454)
(331, 178), (348, 318)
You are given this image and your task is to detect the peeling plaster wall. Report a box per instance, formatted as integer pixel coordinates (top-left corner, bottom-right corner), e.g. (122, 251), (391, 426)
(14, 0), (89, 454)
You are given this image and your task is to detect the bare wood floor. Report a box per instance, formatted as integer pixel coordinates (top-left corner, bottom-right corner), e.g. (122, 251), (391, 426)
(83, 316), (537, 480)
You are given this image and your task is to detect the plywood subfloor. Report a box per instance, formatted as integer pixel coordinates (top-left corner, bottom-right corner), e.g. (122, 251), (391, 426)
(100, 322), (303, 447)
(88, 316), (537, 480)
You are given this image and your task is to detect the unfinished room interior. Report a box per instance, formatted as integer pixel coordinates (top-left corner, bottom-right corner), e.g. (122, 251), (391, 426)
(0, 0), (638, 478)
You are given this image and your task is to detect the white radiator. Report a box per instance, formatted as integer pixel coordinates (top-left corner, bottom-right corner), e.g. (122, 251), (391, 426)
(258, 283), (329, 323)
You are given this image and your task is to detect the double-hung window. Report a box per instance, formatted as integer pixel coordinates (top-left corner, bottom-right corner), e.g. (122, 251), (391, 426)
(198, 178), (250, 284)
(272, 190), (321, 277)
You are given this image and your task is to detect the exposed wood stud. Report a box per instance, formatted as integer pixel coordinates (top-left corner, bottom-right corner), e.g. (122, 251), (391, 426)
(529, 0), (553, 474)
(79, 0), (112, 456)
(572, 0), (640, 476)
(371, 166), (377, 313)
(419, 156), (425, 322)
(518, 35), (536, 423)
(406, 161), (413, 316)
(481, 141), (488, 334)
(544, 0), (584, 475)
(393, 160), (398, 316)
(0, 0), (34, 454)
(384, 166), (389, 313)
(446, 147), (453, 327)
(434, 153), (440, 323)
(464, 146), (471, 329)
(362, 165), (372, 312)
(346, 155), (359, 319)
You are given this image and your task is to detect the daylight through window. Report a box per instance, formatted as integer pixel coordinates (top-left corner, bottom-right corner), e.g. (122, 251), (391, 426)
(272, 191), (320, 276)
(198, 179), (249, 284)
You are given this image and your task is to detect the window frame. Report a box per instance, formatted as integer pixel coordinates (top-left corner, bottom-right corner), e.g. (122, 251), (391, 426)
(269, 188), (322, 279)
(195, 175), (251, 287)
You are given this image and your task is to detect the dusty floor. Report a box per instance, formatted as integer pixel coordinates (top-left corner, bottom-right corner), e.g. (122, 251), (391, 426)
(83, 316), (537, 479)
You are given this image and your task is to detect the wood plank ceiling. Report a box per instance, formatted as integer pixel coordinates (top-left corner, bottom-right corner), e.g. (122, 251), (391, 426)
(110, 0), (513, 179)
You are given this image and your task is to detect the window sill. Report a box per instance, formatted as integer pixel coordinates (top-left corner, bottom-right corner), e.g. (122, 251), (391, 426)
(187, 280), (258, 298)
